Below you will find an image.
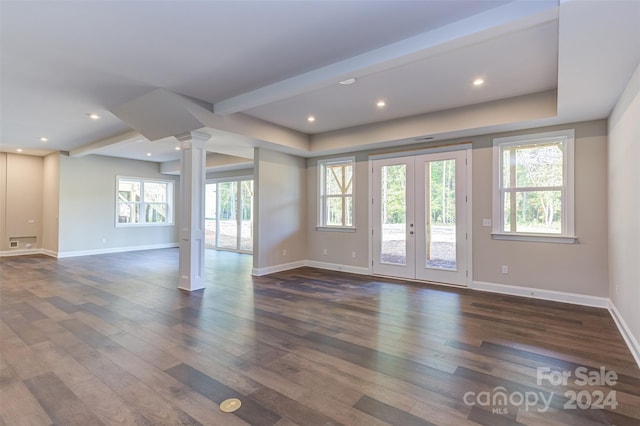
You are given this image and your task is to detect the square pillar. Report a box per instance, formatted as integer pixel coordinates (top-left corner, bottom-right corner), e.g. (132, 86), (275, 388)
(177, 131), (208, 291)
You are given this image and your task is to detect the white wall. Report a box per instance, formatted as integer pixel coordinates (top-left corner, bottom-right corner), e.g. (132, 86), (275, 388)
(0, 153), (44, 253)
(58, 154), (179, 255)
(0, 153), (6, 252)
(608, 63), (640, 356)
(307, 120), (609, 298)
(253, 148), (306, 271)
(42, 152), (60, 254)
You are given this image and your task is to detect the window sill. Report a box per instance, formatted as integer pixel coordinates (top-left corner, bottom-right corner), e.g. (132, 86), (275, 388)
(315, 226), (357, 233)
(491, 232), (577, 244)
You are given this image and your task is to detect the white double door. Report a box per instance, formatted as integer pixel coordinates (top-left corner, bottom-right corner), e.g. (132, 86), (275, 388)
(372, 150), (468, 285)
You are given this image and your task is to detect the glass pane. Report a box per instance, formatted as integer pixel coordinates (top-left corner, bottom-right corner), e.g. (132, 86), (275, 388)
(240, 180), (253, 252)
(426, 160), (456, 270)
(515, 190), (562, 233)
(144, 182), (167, 202)
(513, 143), (563, 188)
(118, 180), (140, 202)
(503, 192), (512, 232)
(218, 182), (238, 249)
(380, 164), (406, 265)
(344, 164), (353, 194)
(502, 149), (511, 188)
(325, 165), (343, 195)
(325, 196), (343, 226)
(118, 202), (139, 223)
(205, 184), (217, 248)
(345, 196), (353, 227)
(145, 203), (167, 223)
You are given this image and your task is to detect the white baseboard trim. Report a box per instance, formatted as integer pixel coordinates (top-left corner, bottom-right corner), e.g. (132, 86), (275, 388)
(41, 249), (58, 258)
(470, 280), (610, 308)
(252, 260), (305, 276)
(304, 260), (369, 275)
(0, 248), (46, 257)
(57, 242), (179, 258)
(609, 301), (640, 368)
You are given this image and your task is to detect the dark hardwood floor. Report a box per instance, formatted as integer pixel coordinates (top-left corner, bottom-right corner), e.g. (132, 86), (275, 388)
(1, 249), (638, 426)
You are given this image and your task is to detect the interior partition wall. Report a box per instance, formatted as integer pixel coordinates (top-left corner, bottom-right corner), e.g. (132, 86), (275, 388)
(205, 176), (253, 253)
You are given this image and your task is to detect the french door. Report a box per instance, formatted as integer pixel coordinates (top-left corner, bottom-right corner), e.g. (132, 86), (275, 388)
(372, 150), (468, 285)
(204, 178), (254, 253)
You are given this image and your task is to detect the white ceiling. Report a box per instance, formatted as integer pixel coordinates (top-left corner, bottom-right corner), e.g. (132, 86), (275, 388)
(1, 0), (638, 165)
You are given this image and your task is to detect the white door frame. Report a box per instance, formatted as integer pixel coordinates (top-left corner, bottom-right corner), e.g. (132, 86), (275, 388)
(368, 145), (473, 287)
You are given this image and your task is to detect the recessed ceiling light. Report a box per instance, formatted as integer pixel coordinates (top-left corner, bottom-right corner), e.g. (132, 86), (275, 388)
(16, 148), (23, 152)
(473, 78), (485, 86)
(146, 152), (152, 157)
(339, 77), (356, 85)
(376, 100), (386, 108)
(174, 146), (181, 151)
(307, 115), (316, 123)
(40, 137), (48, 142)
(88, 113), (100, 120)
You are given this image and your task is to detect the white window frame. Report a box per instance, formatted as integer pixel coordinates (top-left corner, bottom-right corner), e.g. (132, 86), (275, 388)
(115, 176), (174, 227)
(492, 129), (576, 243)
(317, 156), (356, 231)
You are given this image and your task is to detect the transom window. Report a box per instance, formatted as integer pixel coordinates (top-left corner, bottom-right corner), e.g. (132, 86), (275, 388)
(492, 129), (575, 243)
(116, 177), (174, 226)
(318, 157), (355, 229)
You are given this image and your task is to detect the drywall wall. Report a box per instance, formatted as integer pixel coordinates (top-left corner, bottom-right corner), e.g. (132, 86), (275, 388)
(608, 63), (640, 352)
(473, 120), (608, 297)
(306, 152), (369, 270)
(2, 154), (44, 252)
(206, 167), (254, 181)
(253, 148), (306, 270)
(0, 153), (6, 251)
(42, 152), (60, 254)
(307, 120), (608, 297)
(58, 154), (179, 254)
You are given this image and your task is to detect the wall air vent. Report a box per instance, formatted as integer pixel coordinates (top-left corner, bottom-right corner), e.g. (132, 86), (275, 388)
(9, 241), (19, 248)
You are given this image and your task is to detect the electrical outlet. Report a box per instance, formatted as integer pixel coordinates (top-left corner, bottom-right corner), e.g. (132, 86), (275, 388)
(482, 218), (492, 227)
(501, 265), (509, 274)
(323, 249), (327, 256)
(351, 251), (356, 258)
(282, 249), (287, 256)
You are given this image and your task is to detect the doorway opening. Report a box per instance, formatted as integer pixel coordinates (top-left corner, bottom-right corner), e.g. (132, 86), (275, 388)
(205, 177), (254, 253)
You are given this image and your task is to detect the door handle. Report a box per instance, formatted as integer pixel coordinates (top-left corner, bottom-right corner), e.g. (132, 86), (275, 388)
(409, 231), (414, 235)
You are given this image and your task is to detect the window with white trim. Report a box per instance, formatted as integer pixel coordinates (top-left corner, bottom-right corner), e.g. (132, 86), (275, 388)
(492, 129), (575, 243)
(318, 157), (355, 229)
(116, 177), (174, 226)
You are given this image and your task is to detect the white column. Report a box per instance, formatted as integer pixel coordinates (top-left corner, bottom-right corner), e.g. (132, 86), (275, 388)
(177, 131), (208, 291)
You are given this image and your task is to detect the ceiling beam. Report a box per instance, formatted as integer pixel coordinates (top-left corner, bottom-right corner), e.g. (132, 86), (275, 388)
(213, 0), (558, 115)
(69, 130), (142, 157)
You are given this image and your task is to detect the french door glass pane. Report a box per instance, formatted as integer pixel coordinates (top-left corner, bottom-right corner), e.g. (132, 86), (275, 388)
(426, 159), (456, 270)
(218, 181), (238, 249)
(205, 184), (217, 248)
(380, 164), (406, 265)
(240, 180), (253, 251)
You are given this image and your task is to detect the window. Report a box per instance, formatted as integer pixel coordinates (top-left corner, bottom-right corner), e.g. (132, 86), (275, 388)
(492, 129), (575, 243)
(318, 157), (355, 229)
(116, 177), (174, 226)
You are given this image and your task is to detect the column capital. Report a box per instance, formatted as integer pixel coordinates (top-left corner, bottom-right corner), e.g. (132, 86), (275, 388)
(175, 130), (210, 144)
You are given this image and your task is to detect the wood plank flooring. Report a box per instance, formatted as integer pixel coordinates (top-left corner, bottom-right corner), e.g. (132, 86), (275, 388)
(1, 249), (639, 425)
